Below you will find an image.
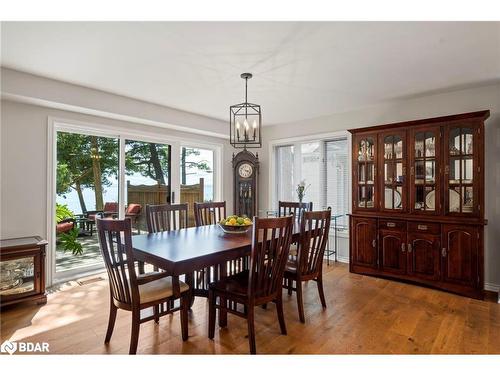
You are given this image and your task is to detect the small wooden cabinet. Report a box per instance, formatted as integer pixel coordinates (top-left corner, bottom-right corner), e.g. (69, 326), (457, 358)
(349, 111), (489, 299)
(0, 236), (47, 308)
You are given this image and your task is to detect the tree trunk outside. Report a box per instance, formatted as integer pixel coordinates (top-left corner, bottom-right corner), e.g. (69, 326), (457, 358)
(91, 136), (104, 211)
(75, 180), (87, 214)
(149, 143), (165, 185)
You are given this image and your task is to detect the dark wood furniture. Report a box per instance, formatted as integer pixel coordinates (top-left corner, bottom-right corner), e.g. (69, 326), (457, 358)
(208, 216), (294, 354)
(232, 150), (259, 218)
(146, 203), (189, 233)
(131, 223), (302, 284)
(284, 209), (331, 323)
(96, 218), (190, 354)
(0, 236), (47, 308)
(193, 201), (226, 227)
(278, 201), (313, 221)
(349, 110), (489, 299)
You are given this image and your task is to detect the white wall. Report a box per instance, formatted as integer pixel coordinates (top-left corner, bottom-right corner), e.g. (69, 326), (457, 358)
(260, 82), (500, 290)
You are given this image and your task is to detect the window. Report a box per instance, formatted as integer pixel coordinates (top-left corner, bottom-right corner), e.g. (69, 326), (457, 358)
(275, 137), (350, 229)
(325, 139), (349, 228)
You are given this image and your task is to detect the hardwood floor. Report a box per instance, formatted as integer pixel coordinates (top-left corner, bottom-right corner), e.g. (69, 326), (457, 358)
(1, 263), (499, 354)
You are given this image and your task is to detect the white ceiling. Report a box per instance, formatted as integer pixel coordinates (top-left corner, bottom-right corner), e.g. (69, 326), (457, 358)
(1, 22), (500, 125)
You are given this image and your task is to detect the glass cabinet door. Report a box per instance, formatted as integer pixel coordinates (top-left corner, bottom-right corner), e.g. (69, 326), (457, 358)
(381, 132), (406, 211)
(445, 125), (478, 215)
(410, 127), (440, 214)
(355, 134), (376, 209)
(0, 256), (37, 299)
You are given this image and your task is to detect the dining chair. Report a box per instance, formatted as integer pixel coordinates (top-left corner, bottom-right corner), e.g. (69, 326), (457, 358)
(146, 203), (189, 233)
(145, 203), (191, 305)
(193, 201), (226, 226)
(208, 215), (294, 354)
(278, 201), (313, 221)
(278, 201), (313, 258)
(283, 208), (331, 323)
(192, 201), (228, 296)
(96, 217), (190, 354)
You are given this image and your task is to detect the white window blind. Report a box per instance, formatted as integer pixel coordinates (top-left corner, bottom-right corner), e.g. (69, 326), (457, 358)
(276, 145), (295, 202)
(299, 142), (322, 210)
(275, 137), (349, 230)
(325, 139), (349, 228)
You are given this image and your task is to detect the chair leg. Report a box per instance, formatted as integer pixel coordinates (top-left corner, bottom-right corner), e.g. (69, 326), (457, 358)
(129, 309), (140, 355)
(275, 296), (287, 335)
(296, 279), (305, 323)
(317, 274), (327, 308)
(219, 297), (227, 328)
(247, 307), (256, 355)
(287, 278), (293, 296)
(153, 305), (160, 324)
(180, 295), (189, 341)
(208, 289), (216, 339)
(104, 303), (117, 343)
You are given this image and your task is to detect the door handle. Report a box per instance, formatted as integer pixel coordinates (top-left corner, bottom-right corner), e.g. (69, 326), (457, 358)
(407, 243), (412, 253)
(372, 239), (376, 248)
(441, 248), (447, 257)
(401, 243), (406, 253)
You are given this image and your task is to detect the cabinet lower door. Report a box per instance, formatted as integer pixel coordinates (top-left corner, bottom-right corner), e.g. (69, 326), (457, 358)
(379, 229), (406, 274)
(351, 217), (377, 269)
(441, 224), (478, 287)
(407, 233), (440, 281)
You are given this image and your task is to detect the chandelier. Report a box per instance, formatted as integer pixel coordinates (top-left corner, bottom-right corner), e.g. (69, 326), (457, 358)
(229, 73), (262, 148)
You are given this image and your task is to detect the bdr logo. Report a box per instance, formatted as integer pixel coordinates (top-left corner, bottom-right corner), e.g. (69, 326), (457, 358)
(1, 340), (50, 354)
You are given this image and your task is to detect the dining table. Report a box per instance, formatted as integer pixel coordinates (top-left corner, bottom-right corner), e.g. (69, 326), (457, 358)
(132, 222), (303, 300)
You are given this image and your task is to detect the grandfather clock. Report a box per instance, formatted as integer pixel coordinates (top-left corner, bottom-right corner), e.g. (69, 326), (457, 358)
(232, 150), (259, 218)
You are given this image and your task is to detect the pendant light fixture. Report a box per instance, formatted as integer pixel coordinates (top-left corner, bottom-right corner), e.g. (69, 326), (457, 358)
(229, 73), (262, 148)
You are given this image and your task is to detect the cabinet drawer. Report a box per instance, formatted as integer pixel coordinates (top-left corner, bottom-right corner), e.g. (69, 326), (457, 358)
(379, 219), (405, 231)
(408, 222), (440, 235)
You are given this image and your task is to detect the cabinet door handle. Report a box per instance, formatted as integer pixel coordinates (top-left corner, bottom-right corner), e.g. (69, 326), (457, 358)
(386, 222), (396, 228)
(372, 239), (376, 248)
(408, 243), (412, 253)
(441, 248), (447, 257)
(401, 243), (406, 253)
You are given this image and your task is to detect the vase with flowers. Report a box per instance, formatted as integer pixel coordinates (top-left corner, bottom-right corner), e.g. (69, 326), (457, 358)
(296, 179), (310, 203)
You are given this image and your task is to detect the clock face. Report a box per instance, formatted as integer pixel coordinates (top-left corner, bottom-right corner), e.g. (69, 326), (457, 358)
(238, 163), (253, 178)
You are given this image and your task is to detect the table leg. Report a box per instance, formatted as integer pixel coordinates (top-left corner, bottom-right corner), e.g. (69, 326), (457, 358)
(219, 262), (227, 328)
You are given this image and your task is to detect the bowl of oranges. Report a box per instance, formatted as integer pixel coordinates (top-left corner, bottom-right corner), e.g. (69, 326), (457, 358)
(218, 216), (253, 234)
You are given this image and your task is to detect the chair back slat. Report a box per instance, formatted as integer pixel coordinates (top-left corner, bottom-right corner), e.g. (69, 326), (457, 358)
(194, 201), (226, 226)
(278, 201), (313, 222)
(96, 218), (138, 307)
(248, 216), (293, 300)
(146, 203), (189, 233)
(297, 209), (331, 276)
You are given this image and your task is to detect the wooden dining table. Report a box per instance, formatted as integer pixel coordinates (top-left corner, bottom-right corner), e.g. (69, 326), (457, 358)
(132, 223), (302, 298)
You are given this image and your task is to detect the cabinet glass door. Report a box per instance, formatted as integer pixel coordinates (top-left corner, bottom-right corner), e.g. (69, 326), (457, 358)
(0, 256), (36, 298)
(446, 126), (477, 214)
(355, 135), (376, 209)
(412, 128), (439, 213)
(381, 133), (405, 211)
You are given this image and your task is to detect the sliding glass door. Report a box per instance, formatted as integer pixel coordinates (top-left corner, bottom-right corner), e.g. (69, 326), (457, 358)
(50, 120), (221, 285)
(54, 130), (173, 281)
(55, 131), (119, 276)
(125, 140), (171, 234)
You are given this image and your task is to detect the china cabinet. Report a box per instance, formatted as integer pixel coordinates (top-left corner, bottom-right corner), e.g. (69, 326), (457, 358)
(0, 236), (47, 307)
(349, 111), (489, 299)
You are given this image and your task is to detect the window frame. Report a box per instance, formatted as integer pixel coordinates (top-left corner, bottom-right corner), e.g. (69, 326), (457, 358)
(269, 130), (352, 230)
(47, 116), (224, 286)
